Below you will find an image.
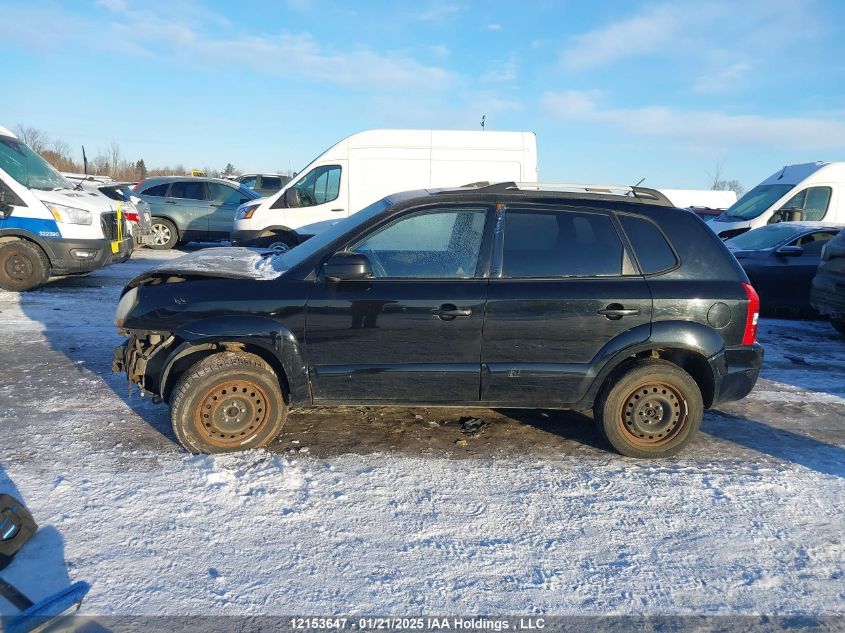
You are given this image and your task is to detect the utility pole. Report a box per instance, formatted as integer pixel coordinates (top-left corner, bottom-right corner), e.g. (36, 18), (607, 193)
(480, 115), (486, 131)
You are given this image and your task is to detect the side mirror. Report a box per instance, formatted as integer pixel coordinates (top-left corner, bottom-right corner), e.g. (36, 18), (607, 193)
(283, 187), (301, 208)
(323, 252), (373, 282)
(776, 245), (804, 257)
(0, 190), (11, 219)
(771, 206), (804, 223)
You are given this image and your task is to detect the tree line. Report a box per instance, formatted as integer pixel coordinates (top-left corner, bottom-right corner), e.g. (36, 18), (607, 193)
(14, 125), (250, 182)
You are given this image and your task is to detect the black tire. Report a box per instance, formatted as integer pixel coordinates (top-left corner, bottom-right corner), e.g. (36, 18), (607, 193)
(148, 218), (179, 250)
(253, 232), (298, 252)
(593, 359), (703, 459)
(0, 239), (50, 291)
(170, 352), (288, 454)
(831, 318), (845, 336)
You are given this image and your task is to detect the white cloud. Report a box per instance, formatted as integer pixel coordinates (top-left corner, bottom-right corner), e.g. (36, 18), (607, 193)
(415, 1), (462, 22)
(481, 54), (518, 83)
(487, 23), (502, 30)
(541, 90), (845, 151)
(693, 62), (753, 93)
(559, 4), (681, 70)
(429, 44), (451, 58)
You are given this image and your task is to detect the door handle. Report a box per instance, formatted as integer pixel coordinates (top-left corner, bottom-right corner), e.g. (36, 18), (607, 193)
(331, 208), (345, 213)
(164, 199), (176, 204)
(597, 304), (639, 320)
(435, 304), (472, 320)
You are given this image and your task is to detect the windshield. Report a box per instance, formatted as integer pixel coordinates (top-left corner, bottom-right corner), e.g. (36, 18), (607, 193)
(722, 184), (794, 220)
(273, 198), (394, 271)
(0, 137), (71, 191)
(726, 225), (800, 250)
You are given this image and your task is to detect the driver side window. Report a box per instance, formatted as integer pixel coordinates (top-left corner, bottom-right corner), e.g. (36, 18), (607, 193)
(352, 209), (487, 279)
(781, 186), (832, 221)
(293, 165), (341, 207)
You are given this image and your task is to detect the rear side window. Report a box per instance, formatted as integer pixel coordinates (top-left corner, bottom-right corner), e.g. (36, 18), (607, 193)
(618, 214), (677, 274)
(261, 176), (282, 189)
(140, 183), (169, 197)
(503, 210), (625, 277)
(169, 181), (205, 200)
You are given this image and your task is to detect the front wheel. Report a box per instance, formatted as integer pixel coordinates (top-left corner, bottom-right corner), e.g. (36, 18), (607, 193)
(594, 359), (703, 458)
(0, 239), (50, 291)
(253, 232), (298, 252)
(170, 352), (288, 453)
(148, 218), (179, 250)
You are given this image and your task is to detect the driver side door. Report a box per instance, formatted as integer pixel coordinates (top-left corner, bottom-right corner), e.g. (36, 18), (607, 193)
(272, 162), (347, 229)
(305, 206), (493, 403)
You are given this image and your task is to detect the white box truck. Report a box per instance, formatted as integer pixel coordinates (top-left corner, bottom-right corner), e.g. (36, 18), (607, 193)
(232, 129), (538, 248)
(708, 162), (845, 239)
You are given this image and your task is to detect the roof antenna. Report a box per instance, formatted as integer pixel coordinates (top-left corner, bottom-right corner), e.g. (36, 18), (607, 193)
(633, 177), (645, 187)
(480, 114), (486, 131)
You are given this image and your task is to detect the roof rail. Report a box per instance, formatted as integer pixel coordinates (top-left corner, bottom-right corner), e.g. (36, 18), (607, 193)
(456, 181), (674, 206)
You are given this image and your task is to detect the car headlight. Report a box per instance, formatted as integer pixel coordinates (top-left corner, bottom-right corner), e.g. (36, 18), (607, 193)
(44, 202), (93, 225)
(114, 287), (139, 327)
(236, 203), (260, 220)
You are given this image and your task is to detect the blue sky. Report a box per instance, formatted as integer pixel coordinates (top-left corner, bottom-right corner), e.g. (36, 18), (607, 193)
(2, 0), (845, 189)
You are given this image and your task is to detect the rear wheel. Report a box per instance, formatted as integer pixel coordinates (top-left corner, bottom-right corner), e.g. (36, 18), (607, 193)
(594, 359), (703, 458)
(149, 218), (178, 250)
(170, 352), (288, 453)
(0, 239), (50, 291)
(831, 318), (845, 336)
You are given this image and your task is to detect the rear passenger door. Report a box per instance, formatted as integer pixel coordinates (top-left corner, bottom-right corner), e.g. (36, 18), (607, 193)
(481, 206), (654, 405)
(166, 180), (209, 241)
(207, 182), (251, 241)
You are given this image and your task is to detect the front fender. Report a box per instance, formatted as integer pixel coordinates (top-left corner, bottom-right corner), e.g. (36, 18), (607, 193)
(160, 316), (309, 403)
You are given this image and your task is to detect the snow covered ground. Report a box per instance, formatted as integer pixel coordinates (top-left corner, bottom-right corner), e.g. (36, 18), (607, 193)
(0, 249), (843, 617)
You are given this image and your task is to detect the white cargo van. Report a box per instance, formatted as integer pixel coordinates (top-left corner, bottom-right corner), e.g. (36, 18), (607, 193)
(0, 126), (133, 291)
(708, 162), (845, 239)
(232, 129), (538, 248)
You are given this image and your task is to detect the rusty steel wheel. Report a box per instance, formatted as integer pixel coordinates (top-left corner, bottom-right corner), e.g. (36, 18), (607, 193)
(594, 359), (703, 458)
(195, 379), (271, 449)
(170, 351), (288, 454)
(617, 382), (687, 449)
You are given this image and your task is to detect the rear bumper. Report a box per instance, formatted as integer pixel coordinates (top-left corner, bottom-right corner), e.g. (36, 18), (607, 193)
(710, 343), (764, 405)
(43, 238), (113, 275)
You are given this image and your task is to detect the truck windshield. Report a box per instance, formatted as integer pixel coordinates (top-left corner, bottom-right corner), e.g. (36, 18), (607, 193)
(722, 184), (794, 220)
(0, 137), (71, 191)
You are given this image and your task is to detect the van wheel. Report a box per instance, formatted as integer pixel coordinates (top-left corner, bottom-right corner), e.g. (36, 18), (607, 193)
(149, 218), (178, 250)
(831, 318), (845, 336)
(594, 359), (703, 459)
(170, 352), (288, 454)
(254, 232), (298, 252)
(0, 239), (50, 291)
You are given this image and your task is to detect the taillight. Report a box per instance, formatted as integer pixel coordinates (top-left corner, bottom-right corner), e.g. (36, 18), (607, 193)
(124, 211), (139, 222)
(741, 282), (759, 346)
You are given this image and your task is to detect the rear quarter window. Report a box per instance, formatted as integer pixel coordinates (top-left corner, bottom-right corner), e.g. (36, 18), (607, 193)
(618, 214), (678, 274)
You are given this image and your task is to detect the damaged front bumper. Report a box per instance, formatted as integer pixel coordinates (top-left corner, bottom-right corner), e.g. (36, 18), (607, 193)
(113, 333), (174, 397)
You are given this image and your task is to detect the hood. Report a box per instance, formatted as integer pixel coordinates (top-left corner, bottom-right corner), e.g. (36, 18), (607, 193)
(127, 247), (289, 288)
(35, 188), (118, 213)
(296, 217), (343, 237)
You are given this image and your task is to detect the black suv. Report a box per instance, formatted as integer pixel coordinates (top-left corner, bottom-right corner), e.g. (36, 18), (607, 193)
(113, 184), (763, 458)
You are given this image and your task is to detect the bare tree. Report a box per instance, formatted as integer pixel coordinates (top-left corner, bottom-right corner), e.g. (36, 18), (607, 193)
(708, 158), (745, 197)
(14, 125), (49, 153)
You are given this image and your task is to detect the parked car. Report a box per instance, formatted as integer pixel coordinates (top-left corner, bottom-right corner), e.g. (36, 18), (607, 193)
(709, 162), (845, 239)
(232, 129), (538, 249)
(236, 173), (290, 197)
(0, 125), (131, 291)
(63, 175), (154, 247)
(810, 229), (845, 335)
(132, 177), (260, 249)
(113, 182), (763, 458)
(726, 223), (842, 312)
